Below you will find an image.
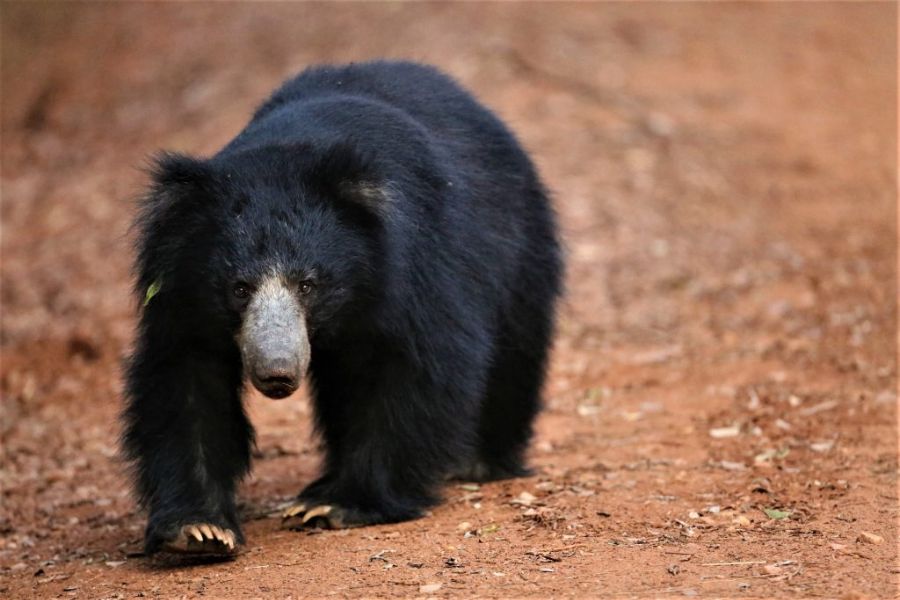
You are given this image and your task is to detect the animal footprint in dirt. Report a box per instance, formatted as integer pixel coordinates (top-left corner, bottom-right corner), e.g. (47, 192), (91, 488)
(162, 523), (238, 555)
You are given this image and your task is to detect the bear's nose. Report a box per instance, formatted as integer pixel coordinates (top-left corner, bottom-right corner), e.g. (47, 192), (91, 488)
(239, 273), (311, 400)
(254, 358), (300, 399)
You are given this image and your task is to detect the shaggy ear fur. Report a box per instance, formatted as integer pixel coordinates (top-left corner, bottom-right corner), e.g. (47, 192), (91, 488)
(152, 152), (213, 189)
(309, 142), (391, 217)
(133, 153), (215, 302)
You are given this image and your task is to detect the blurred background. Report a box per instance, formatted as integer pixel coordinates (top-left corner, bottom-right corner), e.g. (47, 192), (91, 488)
(1, 3), (896, 598)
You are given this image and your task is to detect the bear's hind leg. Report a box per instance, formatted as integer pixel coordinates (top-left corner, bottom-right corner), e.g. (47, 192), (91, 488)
(468, 312), (555, 482)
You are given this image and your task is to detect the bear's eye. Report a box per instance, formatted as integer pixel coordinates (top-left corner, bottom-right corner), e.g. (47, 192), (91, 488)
(299, 281), (315, 296)
(233, 282), (252, 300)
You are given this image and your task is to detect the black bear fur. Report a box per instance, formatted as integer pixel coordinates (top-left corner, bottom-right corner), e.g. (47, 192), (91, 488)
(123, 60), (562, 554)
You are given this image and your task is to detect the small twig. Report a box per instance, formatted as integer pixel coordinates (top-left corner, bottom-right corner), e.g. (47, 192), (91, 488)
(540, 543), (591, 554)
(701, 560), (768, 566)
(244, 562), (304, 569)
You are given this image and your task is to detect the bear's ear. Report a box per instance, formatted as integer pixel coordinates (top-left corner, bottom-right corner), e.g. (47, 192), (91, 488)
(134, 153), (215, 302)
(142, 152), (216, 231)
(150, 152), (214, 194)
(309, 142), (391, 217)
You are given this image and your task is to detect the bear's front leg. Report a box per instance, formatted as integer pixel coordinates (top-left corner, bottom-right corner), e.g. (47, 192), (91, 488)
(124, 337), (253, 556)
(283, 357), (481, 530)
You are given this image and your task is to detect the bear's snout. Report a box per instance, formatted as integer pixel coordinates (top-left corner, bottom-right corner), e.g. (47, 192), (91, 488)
(252, 357), (300, 399)
(239, 274), (310, 399)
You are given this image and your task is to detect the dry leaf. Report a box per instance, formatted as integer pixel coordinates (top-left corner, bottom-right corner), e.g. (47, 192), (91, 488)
(798, 400), (838, 416)
(577, 403), (602, 416)
(809, 440), (835, 453)
(857, 531), (883, 545)
(511, 491), (537, 506)
(719, 460), (747, 471)
(709, 425), (740, 438)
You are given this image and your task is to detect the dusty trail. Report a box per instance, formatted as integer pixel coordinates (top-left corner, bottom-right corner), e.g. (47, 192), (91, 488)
(1, 3), (896, 598)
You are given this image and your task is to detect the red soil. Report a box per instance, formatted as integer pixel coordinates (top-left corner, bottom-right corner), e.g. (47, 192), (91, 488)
(1, 3), (897, 598)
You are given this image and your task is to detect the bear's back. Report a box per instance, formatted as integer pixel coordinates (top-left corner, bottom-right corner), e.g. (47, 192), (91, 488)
(253, 61), (497, 139)
(227, 62), (530, 182)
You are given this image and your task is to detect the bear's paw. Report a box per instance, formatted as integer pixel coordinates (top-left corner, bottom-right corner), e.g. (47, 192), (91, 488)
(160, 523), (239, 556)
(281, 502), (358, 530)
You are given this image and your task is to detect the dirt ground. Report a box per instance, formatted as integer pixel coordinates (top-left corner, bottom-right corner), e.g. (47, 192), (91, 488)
(1, 2), (897, 598)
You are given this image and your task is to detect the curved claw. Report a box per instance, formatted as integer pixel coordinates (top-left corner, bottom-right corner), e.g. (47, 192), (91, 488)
(282, 502), (307, 520)
(301, 504), (333, 524)
(281, 503), (347, 529)
(186, 525), (203, 543)
(159, 523), (239, 555)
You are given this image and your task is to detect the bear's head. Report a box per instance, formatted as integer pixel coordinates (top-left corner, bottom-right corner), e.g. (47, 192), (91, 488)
(136, 142), (391, 399)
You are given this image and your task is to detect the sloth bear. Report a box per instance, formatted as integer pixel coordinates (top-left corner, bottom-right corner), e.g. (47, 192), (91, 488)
(123, 61), (562, 555)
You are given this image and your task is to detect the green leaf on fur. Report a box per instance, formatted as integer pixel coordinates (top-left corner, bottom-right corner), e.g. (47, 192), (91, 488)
(144, 278), (162, 307)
